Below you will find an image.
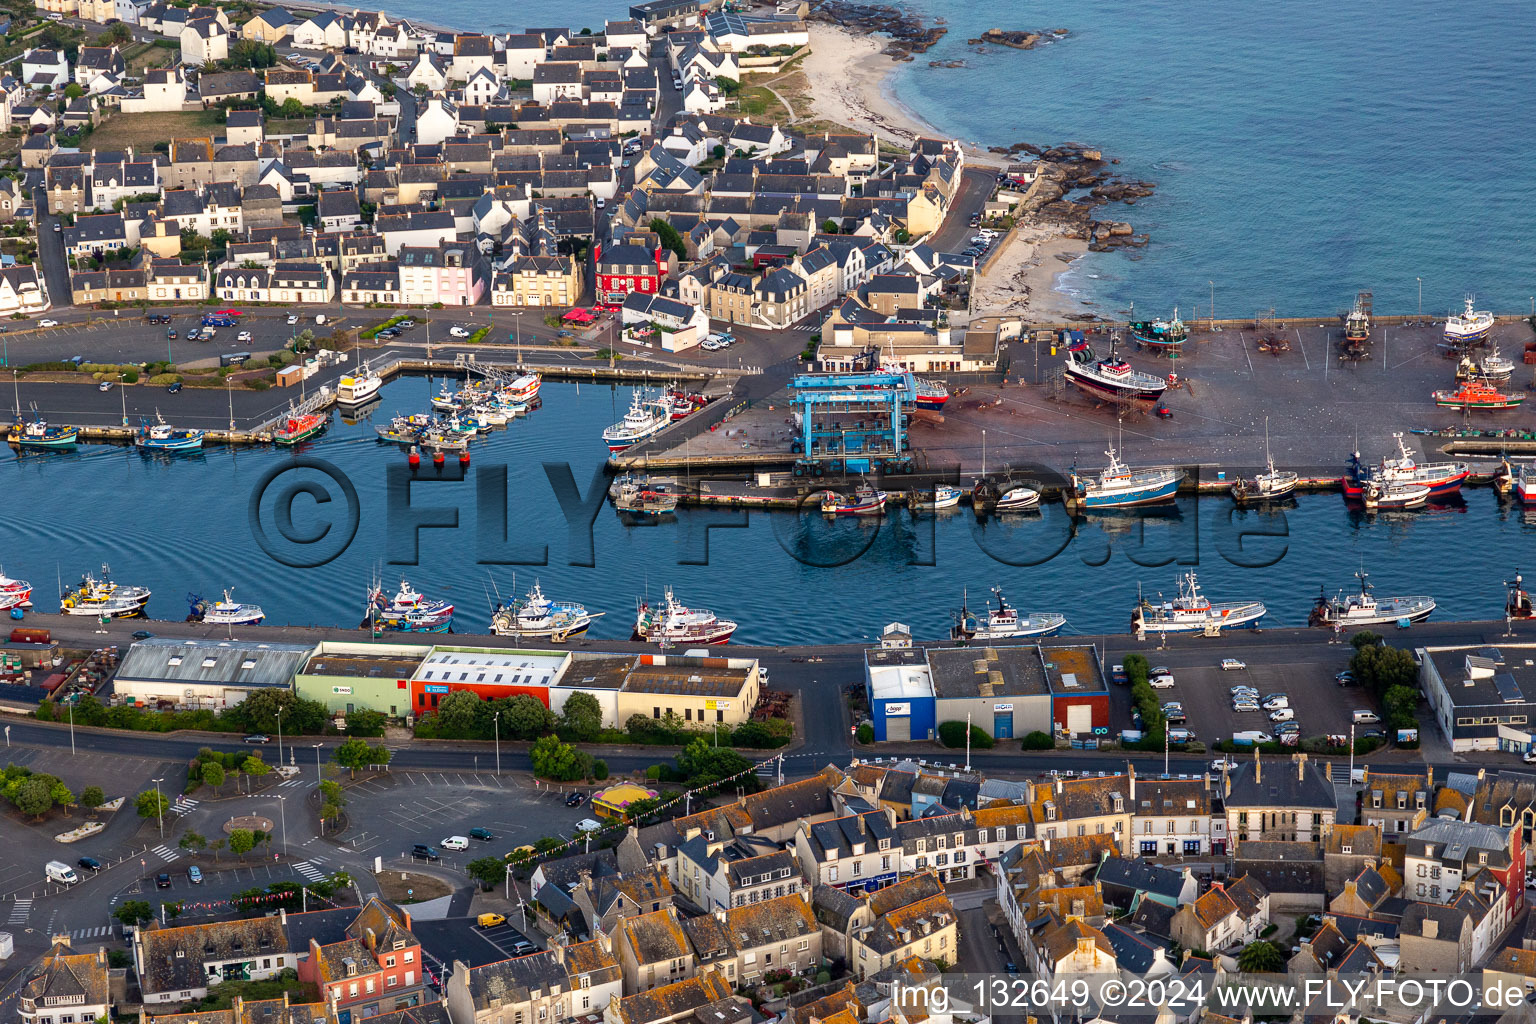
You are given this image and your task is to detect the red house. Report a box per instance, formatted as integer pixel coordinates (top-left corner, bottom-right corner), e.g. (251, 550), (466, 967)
(594, 241), (667, 308)
(296, 898), (427, 1022)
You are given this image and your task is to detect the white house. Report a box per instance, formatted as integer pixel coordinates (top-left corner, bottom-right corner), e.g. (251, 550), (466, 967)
(292, 11), (350, 50)
(414, 96), (459, 146)
(501, 33), (544, 80)
(179, 18), (229, 66)
(405, 51), (447, 93)
(460, 66), (502, 106)
(0, 265), (49, 315)
(21, 49), (69, 92)
(621, 291), (711, 352)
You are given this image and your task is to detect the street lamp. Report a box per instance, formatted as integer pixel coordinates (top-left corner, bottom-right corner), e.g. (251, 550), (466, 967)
(314, 742), (323, 784)
(1417, 277), (1422, 318)
(493, 711), (501, 774)
(275, 707), (284, 768)
(277, 795), (287, 858)
(68, 700), (74, 756)
(151, 777), (164, 839)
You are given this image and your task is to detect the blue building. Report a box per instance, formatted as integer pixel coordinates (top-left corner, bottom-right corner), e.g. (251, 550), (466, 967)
(864, 625), (935, 743)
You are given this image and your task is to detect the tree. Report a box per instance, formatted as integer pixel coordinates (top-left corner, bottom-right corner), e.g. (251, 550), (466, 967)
(434, 690), (482, 737)
(334, 736), (371, 776)
(114, 900), (154, 928)
(822, 218), (838, 234)
(346, 708), (387, 737)
(228, 38), (278, 69)
(15, 778), (52, 818)
(101, 22), (133, 46)
(162, 900), (183, 921)
(228, 690), (327, 735)
(241, 755), (270, 780)
(1237, 940), (1285, 973)
(228, 828), (255, 860)
(855, 722), (874, 744)
(466, 856), (505, 890)
(677, 738), (752, 789)
(559, 691), (603, 742)
(64, 83), (83, 100)
(319, 779), (345, 828)
(201, 761), (226, 794)
(502, 694), (555, 740)
(530, 734), (588, 781)
(179, 830), (207, 851)
(712, 144), (726, 160)
(1383, 684), (1420, 728)
(79, 785), (105, 810)
(648, 217), (687, 261)
(281, 97), (305, 117)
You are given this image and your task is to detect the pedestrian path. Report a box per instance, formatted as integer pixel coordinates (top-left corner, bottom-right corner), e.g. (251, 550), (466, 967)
(8, 900), (31, 925)
(170, 796), (199, 815)
(70, 925), (113, 939)
(293, 861), (326, 883)
(151, 844), (181, 862)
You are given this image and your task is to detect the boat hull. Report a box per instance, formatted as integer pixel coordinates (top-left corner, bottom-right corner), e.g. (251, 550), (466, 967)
(1134, 603), (1266, 633)
(1316, 605), (1434, 628)
(1064, 367), (1165, 403)
(1079, 479), (1180, 508)
(633, 627), (735, 645)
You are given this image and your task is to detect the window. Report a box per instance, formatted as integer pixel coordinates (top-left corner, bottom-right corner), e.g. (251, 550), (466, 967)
(977, 829), (988, 844)
(366, 979), (375, 994)
(386, 957), (395, 968)
(852, 862), (862, 877)
(828, 866), (838, 882)
(881, 855), (890, 871)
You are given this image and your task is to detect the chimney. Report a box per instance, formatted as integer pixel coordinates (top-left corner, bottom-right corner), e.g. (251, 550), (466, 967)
(1254, 748), (1261, 784)
(1297, 753), (1308, 781)
(598, 931), (612, 954)
(279, 908), (287, 925)
(1423, 917), (1438, 940)
(1054, 775), (1063, 796)
(1127, 764), (1136, 800)
(714, 908), (726, 923)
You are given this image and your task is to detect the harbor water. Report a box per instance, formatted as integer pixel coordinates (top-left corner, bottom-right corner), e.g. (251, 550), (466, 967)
(4, 379), (1533, 644)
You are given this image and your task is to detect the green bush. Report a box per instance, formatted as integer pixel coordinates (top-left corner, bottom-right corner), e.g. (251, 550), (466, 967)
(937, 722), (993, 749)
(854, 722), (873, 744)
(1020, 730), (1054, 750)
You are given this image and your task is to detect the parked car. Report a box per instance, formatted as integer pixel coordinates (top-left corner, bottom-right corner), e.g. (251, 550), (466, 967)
(1211, 759), (1238, 772)
(1352, 710), (1381, 724)
(1262, 697), (1289, 711)
(131, 629), (153, 640)
(167, 381), (183, 393)
(167, 329), (178, 340)
(574, 818), (602, 833)
(156, 873), (172, 888)
(243, 734), (270, 744)
(1274, 722), (1301, 734)
(449, 326), (470, 338)
(237, 330), (252, 342)
(411, 844), (439, 861)
(287, 314), (300, 325)
(78, 856), (102, 872)
(188, 865), (203, 884)
(38, 318), (58, 328)
(441, 835), (469, 851)
(98, 380), (113, 392)
(1523, 751), (1536, 765)
(184, 329), (200, 341)
(565, 792), (586, 807)
(1220, 658), (1247, 671)
(1149, 675), (1175, 689)
(1111, 664), (1128, 685)
(477, 913), (506, 928)
(1232, 702), (1260, 712)
(1336, 670), (1357, 686)
(1150, 666), (1170, 677)
(1268, 707), (1295, 722)
(469, 827), (495, 842)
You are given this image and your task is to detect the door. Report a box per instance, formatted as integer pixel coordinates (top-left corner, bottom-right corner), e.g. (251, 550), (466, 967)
(885, 715), (910, 742)
(1066, 704), (1092, 736)
(992, 712), (1013, 740)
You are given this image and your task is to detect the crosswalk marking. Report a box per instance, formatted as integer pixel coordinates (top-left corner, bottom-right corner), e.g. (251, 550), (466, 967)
(170, 796), (199, 815)
(277, 778), (307, 788)
(151, 845), (181, 862)
(70, 925), (112, 939)
(8, 900), (31, 925)
(293, 861), (326, 883)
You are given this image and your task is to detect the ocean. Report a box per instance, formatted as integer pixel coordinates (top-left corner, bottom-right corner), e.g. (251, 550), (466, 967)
(885, 0), (1536, 318)
(5, 379), (1532, 644)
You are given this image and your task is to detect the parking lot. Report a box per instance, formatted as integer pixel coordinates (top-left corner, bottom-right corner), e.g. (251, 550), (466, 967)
(342, 771), (601, 862)
(413, 915), (542, 971)
(1111, 642), (1382, 748)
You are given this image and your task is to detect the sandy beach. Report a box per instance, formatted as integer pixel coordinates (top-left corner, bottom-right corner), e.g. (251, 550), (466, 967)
(802, 23), (1004, 168)
(971, 228), (1097, 323)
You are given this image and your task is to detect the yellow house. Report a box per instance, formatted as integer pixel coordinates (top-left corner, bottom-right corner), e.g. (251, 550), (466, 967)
(614, 654), (761, 730)
(491, 254), (583, 307)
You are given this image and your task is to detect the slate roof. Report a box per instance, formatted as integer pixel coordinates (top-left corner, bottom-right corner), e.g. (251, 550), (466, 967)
(618, 907), (691, 965)
(460, 950), (567, 1011)
(612, 972), (735, 1024)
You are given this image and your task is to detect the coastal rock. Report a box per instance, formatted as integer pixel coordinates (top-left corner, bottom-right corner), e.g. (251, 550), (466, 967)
(928, 59), (967, 67)
(965, 27), (1066, 49)
(815, 2), (948, 56)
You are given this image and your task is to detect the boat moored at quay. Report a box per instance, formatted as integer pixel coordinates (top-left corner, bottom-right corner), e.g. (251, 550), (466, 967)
(188, 589), (265, 626)
(1344, 433), (1469, 499)
(365, 579), (454, 633)
(491, 581), (600, 641)
(9, 420), (78, 448)
(633, 587), (737, 645)
(1131, 572), (1266, 634)
(0, 570), (33, 611)
(1070, 448), (1182, 509)
(60, 565), (151, 618)
(951, 587), (1065, 642)
(1309, 568), (1435, 627)
(602, 392), (670, 453)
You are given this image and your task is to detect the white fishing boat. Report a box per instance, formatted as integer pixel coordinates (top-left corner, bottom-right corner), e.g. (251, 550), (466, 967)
(0, 569), (33, 610)
(633, 587), (737, 645)
(491, 581), (601, 641)
(994, 485), (1041, 511)
(1232, 418), (1297, 502)
(1444, 295), (1494, 346)
(1132, 572), (1266, 634)
(924, 484), (962, 510)
(1310, 568), (1434, 628)
(602, 391), (670, 452)
(60, 565), (151, 617)
(189, 589), (265, 626)
(951, 587), (1065, 641)
(1362, 479), (1430, 511)
(336, 361), (383, 406)
(1480, 344), (1515, 382)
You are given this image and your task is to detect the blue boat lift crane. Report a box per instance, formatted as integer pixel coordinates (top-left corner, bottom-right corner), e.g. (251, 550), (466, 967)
(788, 370), (918, 477)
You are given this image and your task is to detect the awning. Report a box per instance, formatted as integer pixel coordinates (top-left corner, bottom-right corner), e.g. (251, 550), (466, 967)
(562, 307), (594, 323)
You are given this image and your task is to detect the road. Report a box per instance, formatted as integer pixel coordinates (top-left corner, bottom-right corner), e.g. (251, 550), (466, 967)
(928, 168), (998, 255)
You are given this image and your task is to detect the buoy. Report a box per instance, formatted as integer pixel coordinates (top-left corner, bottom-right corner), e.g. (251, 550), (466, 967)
(433, 450), (445, 465)
(459, 450), (470, 465)
(408, 446), (420, 468)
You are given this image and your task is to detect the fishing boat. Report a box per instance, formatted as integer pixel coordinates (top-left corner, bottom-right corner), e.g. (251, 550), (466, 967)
(1362, 479), (1430, 511)
(506, 372), (542, 404)
(1309, 568), (1434, 628)
(491, 581), (601, 641)
(1063, 340), (1168, 403)
(1433, 379), (1525, 409)
(913, 376), (949, 409)
(1232, 419), (1298, 502)
(1515, 464), (1536, 503)
(467, 404), (509, 428)
(1444, 295), (1494, 346)
(616, 480), (681, 515)
(274, 411), (327, 445)
(950, 586), (1065, 642)
(664, 388), (706, 420)
(821, 484), (886, 516)
(1131, 572), (1266, 634)
(924, 484), (963, 510)
(60, 565), (151, 617)
(633, 587), (737, 645)
(1343, 433), (1468, 498)
(188, 589), (265, 626)
(1070, 447), (1182, 508)
(0, 569), (33, 611)
(1344, 295), (1370, 344)
(1481, 345), (1515, 382)
(1128, 307), (1189, 352)
(336, 361), (383, 406)
(417, 426), (470, 453)
(601, 391), (670, 452)
(994, 485), (1041, 511)
(136, 414), (205, 452)
(9, 419), (79, 448)
(1507, 571), (1535, 620)
(365, 579), (454, 633)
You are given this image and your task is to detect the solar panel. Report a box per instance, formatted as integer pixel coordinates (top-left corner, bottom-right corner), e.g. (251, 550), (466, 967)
(1494, 673), (1525, 703)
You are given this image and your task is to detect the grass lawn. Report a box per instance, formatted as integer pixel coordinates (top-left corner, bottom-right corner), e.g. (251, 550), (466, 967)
(264, 117), (314, 136)
(121, 41), (170, 75)
(88, 110), (221, 150)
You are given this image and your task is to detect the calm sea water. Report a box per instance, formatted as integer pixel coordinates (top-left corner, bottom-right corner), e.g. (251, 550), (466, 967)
(888, 0), (1536, 317)
(3, 378), (1532, 643)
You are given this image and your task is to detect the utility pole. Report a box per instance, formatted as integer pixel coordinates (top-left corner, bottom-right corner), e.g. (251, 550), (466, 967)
(276, 707), (284, 769)
(152, 777), (164, 839)
(964, 711), (972, 773)
(68, 701), (74, 756)
(314, 742), (323, 784)
(1416, 277), (1422, 318)
(493, 711), (501, 774)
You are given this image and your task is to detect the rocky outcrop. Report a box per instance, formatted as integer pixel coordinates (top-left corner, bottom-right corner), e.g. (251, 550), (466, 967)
(928, 59), (967, 67)
(966, 27), (1069, 49)
(813, 1), (948, 57)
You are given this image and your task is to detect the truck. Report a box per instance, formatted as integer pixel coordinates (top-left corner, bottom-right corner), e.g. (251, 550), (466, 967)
(45, 861), (79, 885)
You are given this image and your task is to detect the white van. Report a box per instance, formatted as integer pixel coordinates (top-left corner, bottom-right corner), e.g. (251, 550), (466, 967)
(1352, 710), (1381, 724)
(45, 861), (79, 885)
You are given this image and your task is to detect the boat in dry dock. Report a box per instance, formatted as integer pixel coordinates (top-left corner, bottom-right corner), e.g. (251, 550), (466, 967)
(1063, 339), (1168, 403)
(1432, 379), (1525, 409)
(1344, 295), (1370, 344)
(1128, 307), (1188, 353)
(1444, 295), (1494, 346)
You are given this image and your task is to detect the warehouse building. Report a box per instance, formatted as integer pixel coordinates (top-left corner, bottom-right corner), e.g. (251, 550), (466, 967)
(1420, 644), (1536, 753)
(409, 647), (572, 714)
(113, 638), (316, 709)
(864, 643), (934, 743)
(551, 652), (634, 727)
(293, 642), (428, 716)
(614, 653), (762, 728)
